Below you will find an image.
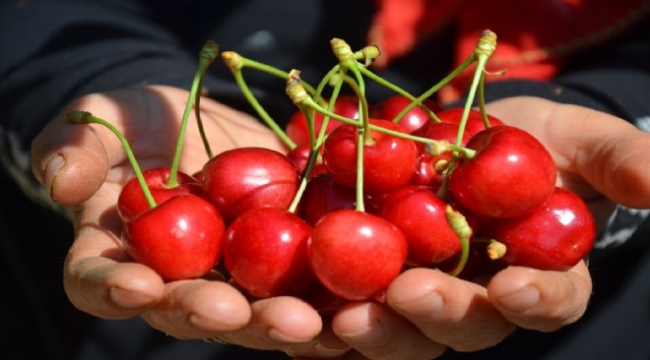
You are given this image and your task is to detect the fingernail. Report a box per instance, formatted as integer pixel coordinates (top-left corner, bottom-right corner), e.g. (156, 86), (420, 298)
(109, 287), (157, 309)
(497, 285), (540, 312)
(44, 155), (64, 198)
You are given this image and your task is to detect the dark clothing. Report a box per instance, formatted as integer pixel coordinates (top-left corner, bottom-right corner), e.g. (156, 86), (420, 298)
(1, 1), (649, 359)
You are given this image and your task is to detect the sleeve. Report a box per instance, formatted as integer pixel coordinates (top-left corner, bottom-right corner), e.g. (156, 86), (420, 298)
(477, 20), (650, 263)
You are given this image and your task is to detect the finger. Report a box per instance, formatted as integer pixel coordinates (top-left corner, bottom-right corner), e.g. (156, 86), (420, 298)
(330, 301), (445, 360)
(31, 110), (112, 205)
(30, 90), (155, 206)
(487, 261), (592, 332)
(487, 97), (650, 208)
(386, 267), (515, 352)
(284, 324), (351, 358)
(140, 279), (252, 339)
(215, 296), (325, 351)
(64, 222), (166, 319)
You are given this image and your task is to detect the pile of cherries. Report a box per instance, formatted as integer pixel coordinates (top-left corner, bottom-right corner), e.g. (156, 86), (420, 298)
(68, 34), (596, 312)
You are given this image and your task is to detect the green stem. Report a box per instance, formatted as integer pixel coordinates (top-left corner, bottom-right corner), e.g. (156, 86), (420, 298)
(299, 97), (475, 157)
(167, 41), (219, 188)
(356, 66), (441, 124)
(223, 51), (296, 150)
(239, 56), (319, 97)
(67, 111), (156, 209)
(444, 205), (472, 277)
(437, 30), (496, 199)
(194, 41), (219, 160)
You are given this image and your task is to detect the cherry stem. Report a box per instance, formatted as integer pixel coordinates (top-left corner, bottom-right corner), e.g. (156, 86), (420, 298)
(194, 40), (219, 160)
(473, 237), (508, 260)
(355, 65), (441, 124)
(438, 30), (496, 199)
(66, 111), (156, 209)
(444, 205), (472, 277)
(222, 51), (296, 150)
(167, 40), (219, 188)
(290, 93), (475, 157)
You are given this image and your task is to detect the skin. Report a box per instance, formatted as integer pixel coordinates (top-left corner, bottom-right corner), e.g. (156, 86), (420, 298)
(32, 86), (650, 359)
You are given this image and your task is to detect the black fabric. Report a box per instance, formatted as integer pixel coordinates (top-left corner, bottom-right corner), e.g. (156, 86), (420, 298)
(1, 1), (650, 359)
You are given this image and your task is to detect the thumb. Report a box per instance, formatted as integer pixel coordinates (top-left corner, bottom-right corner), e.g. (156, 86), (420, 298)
(31, 103), (113, 206)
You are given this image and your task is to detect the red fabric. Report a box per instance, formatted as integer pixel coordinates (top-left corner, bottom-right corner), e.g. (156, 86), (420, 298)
(368, 0), (650, 104)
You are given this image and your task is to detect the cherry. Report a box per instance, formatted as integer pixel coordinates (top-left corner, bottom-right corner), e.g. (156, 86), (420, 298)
(286, 142), (326, 178)
(322, 118), (418, 193)
(307, 209), (408, 301)
(379, 186), (462, 266)
(371, 95), (441, 134)
(201, 147), (300, 223)
(121, 194), (225, 282)
(410, 122), (472, 188)
(223, 207), (316, 298)
(117, 167), (202, 224)
(437, 107), (505, 138)
(480, 187), (596, 271)
(297, 173), (357, 226)
(449, 125), (557, 218)
(285, 95), (360, 146)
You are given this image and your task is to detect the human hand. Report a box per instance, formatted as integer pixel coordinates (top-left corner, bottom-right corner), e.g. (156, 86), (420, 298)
(294, 96), (650, 359)
(31, 85), (352, 356)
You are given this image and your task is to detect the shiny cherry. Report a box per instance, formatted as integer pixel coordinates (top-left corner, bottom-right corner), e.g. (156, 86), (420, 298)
(307, 209), (407, 301)
(201, 147), (300, 223)
(121, 194), (225, 282)
(480, 187), (596, 271)
(449, 125), (556, 218)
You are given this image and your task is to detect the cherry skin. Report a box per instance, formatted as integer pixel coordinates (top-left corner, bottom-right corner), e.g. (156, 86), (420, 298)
(121, 194), (225, 282)
(322, 118), (418, 193)
(480, 187), (596, 271)
(437, 107), (505, 138)
(307, 209), (408, 301)
(286, 142), (326, 178)
(379, 186), (462, 266)
(371, 95), (441, 134)
(285, 95), (360, 146)
(449, 125), (557, 218)
(117, 167), (202, 224)
(410, 122), (472, 188)
(201, 147), (300, 224)
(223, 207), (316, 299)
(297, 173), (357, 226)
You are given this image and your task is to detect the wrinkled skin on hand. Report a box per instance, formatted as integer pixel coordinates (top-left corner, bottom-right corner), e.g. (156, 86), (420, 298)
(32, 90), (650, 359)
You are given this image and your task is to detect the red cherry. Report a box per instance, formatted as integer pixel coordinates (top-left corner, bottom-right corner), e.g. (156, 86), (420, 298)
(117, 167), (202, 224)
(286, 142), (326, 178)
(307, 209), (407, 300)
(297, 173), (357, 226)
(379, 186), (461, 266)
(371, 95), (441, 134)
(121, 194), (225, 282)
(201, 147), (300, 223)
(437, 108), (505, 138)
(449, 125), (556, 218)
(410, 122), (471, 188)
(223, 207), (315, 298)
(480, 187), (596, 271)
(285, 95), (360, 146)
(322, 118), (418, 193)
